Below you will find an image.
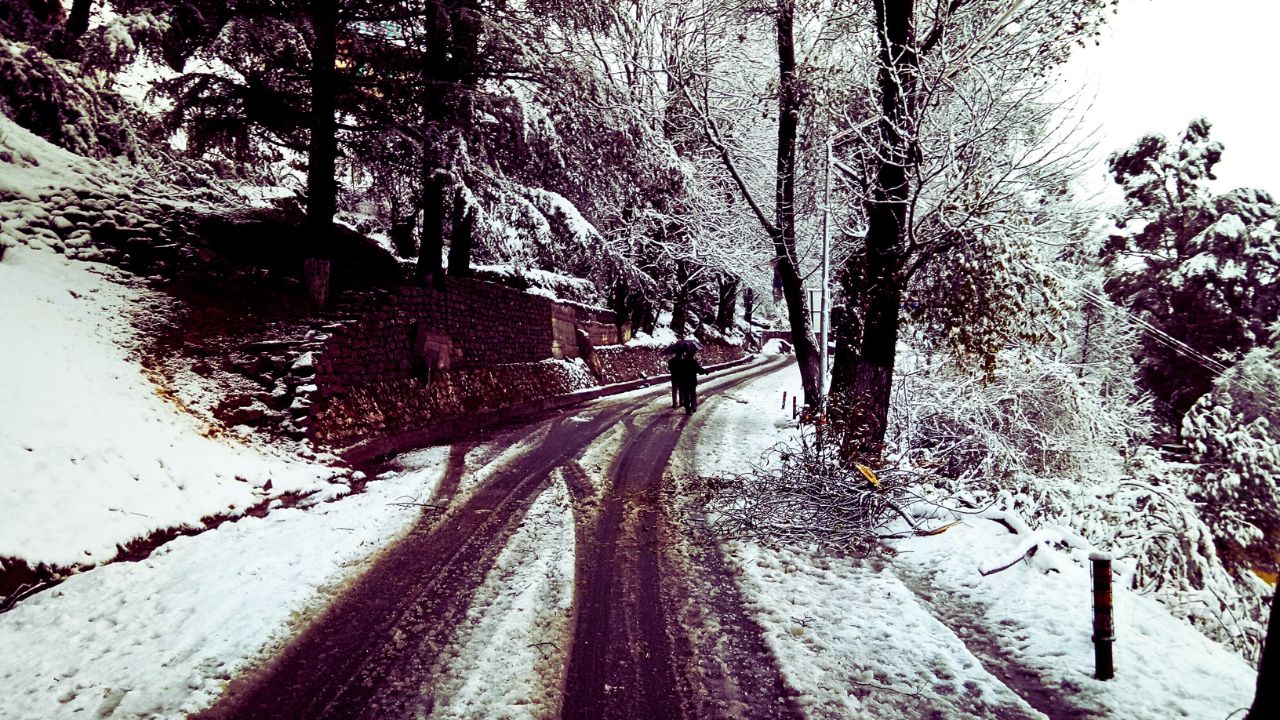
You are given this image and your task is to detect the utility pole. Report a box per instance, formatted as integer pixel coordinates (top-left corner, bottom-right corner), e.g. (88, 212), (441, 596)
(819, 134), (832, 403)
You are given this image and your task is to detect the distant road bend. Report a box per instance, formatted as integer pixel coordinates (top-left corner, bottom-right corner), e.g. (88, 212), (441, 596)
(198, 354), (801, 720)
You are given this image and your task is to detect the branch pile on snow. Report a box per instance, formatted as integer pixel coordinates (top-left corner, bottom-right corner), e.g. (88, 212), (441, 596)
(704, 427), (918, 553)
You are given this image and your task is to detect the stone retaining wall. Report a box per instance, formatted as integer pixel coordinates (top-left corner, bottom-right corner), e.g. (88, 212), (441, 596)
(592, 342), (746, 384)
(298, 275), (745, 453)
(310, 359), (595, 448)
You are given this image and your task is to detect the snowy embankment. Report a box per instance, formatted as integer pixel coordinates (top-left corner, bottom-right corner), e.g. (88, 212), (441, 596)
(0, 450), (447, 719)
(0, 248), (343, 568)
(685, 354), (1258, 719)
(0, 113), (348, 570)
(1, 112), (447, 718)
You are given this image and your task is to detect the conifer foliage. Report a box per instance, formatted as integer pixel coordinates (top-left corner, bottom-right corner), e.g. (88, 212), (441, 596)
(1105, 118), (1280, 420)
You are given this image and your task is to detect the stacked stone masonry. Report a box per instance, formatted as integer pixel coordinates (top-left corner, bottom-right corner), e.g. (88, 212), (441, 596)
(592, 342), (746, 385)
(303, 276), (744, 451)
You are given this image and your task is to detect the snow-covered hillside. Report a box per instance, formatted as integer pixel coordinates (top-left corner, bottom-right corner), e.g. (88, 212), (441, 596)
(0, 114), (348, 574)
(0, 247), (346, 568)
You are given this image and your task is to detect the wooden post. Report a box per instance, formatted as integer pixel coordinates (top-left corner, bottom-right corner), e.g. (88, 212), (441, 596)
(792, 396), (797, 419)
(782, 391), (788, 410)
(1091, 552), (1115, 680)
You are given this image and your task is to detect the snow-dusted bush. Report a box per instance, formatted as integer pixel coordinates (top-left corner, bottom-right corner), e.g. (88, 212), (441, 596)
(0, 38), (147, 160)
(1182, 391), (1280, 562)
(888, 338), (1274, 660)
(0, 0), (60, 46)
(75, 8), (168, 82)
(1199, 344), (1280, 440)
(967, 448), (1272, 660)
(888, 346), (1146, 483)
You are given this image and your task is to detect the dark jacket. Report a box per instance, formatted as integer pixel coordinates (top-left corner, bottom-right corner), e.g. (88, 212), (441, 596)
(671, 355), (707, 389)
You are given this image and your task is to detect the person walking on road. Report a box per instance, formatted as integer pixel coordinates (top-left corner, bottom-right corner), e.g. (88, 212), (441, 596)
(671, 351), (710, 415)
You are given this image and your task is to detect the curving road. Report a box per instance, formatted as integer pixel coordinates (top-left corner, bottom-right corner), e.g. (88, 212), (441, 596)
(197, 355), (799, 720)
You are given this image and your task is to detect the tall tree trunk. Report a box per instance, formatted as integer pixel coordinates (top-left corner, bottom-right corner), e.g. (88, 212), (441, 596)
(609, 281), (633, 339)
(445, 1), (480, 275)
(66, 0), (92, 37)
(417, 0), (481, 281)
(447, 187), (473, 277)
(390, 202), (417, 259)
(1248, 590), (1279, 719)
(829, 272), (862, 394)
(830, 0), (916, 459)
(672, 259), (691, 338)
(304, 0), (339, 307)
(716, 275), (739, 331)
(633, 300), (656, 336)
(743, 286), (756, 328)
(416, 170), (446, 289)
(774, 0), (822, 406)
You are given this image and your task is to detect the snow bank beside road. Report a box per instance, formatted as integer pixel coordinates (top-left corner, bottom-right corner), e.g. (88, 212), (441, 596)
(687, 361), (1257, 719)
(733, 542), (1045, 719)
(893, 519), (1256, 720)
(0, 452), (448, 720)
(0, 247), (340, 568)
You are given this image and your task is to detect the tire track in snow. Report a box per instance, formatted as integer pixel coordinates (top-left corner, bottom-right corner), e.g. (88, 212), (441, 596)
(562, 356), (800, 720)
(199, 404), (641, 719)
(662, 359), (806, 720)
(200, 357), (782, 720)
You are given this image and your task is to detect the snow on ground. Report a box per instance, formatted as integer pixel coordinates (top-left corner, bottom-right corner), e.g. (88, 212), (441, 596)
(0, 246), (342, 567)
(732, 542), (1045, 719)
(687, 361), (1259, 719)
(566, 408), (627, 505)
(892, 519), (1256, 719)
(625, 325), (679, 349)
(759, 338), (790, 354)
(0, 114), (120, 203)
(444, 422), (554, 507)
(0, 450), (449, 720)
(422, 475), (577, 719)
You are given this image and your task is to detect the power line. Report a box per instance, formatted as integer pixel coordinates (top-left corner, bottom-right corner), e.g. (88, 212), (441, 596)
(1043, 266), (1280, 413)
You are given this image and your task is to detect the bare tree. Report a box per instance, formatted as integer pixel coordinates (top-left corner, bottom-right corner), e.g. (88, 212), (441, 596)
(683, 0), (823, 404)
(826, 0), (1112, 459)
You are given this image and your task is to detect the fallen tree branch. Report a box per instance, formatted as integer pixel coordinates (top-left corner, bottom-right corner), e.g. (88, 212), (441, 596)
(979, 543), (1038, 577)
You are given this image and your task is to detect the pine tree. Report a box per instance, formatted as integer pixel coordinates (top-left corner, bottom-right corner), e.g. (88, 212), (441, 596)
(1105, 119), (1280, 421)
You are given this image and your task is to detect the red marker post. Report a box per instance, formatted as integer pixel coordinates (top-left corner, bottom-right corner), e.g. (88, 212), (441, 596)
(1091, 551), (1115, 680)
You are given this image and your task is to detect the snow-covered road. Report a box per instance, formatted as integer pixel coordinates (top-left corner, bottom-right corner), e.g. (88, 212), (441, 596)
(0, 351), (1259, 720)
(189, 355), (795, 720)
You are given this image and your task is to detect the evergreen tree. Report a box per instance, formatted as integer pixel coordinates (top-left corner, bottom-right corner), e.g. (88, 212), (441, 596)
(1105, 119), (1280, 421)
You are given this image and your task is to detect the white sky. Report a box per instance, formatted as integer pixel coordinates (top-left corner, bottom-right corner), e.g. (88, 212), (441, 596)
(1056, 0), (1280, 196)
